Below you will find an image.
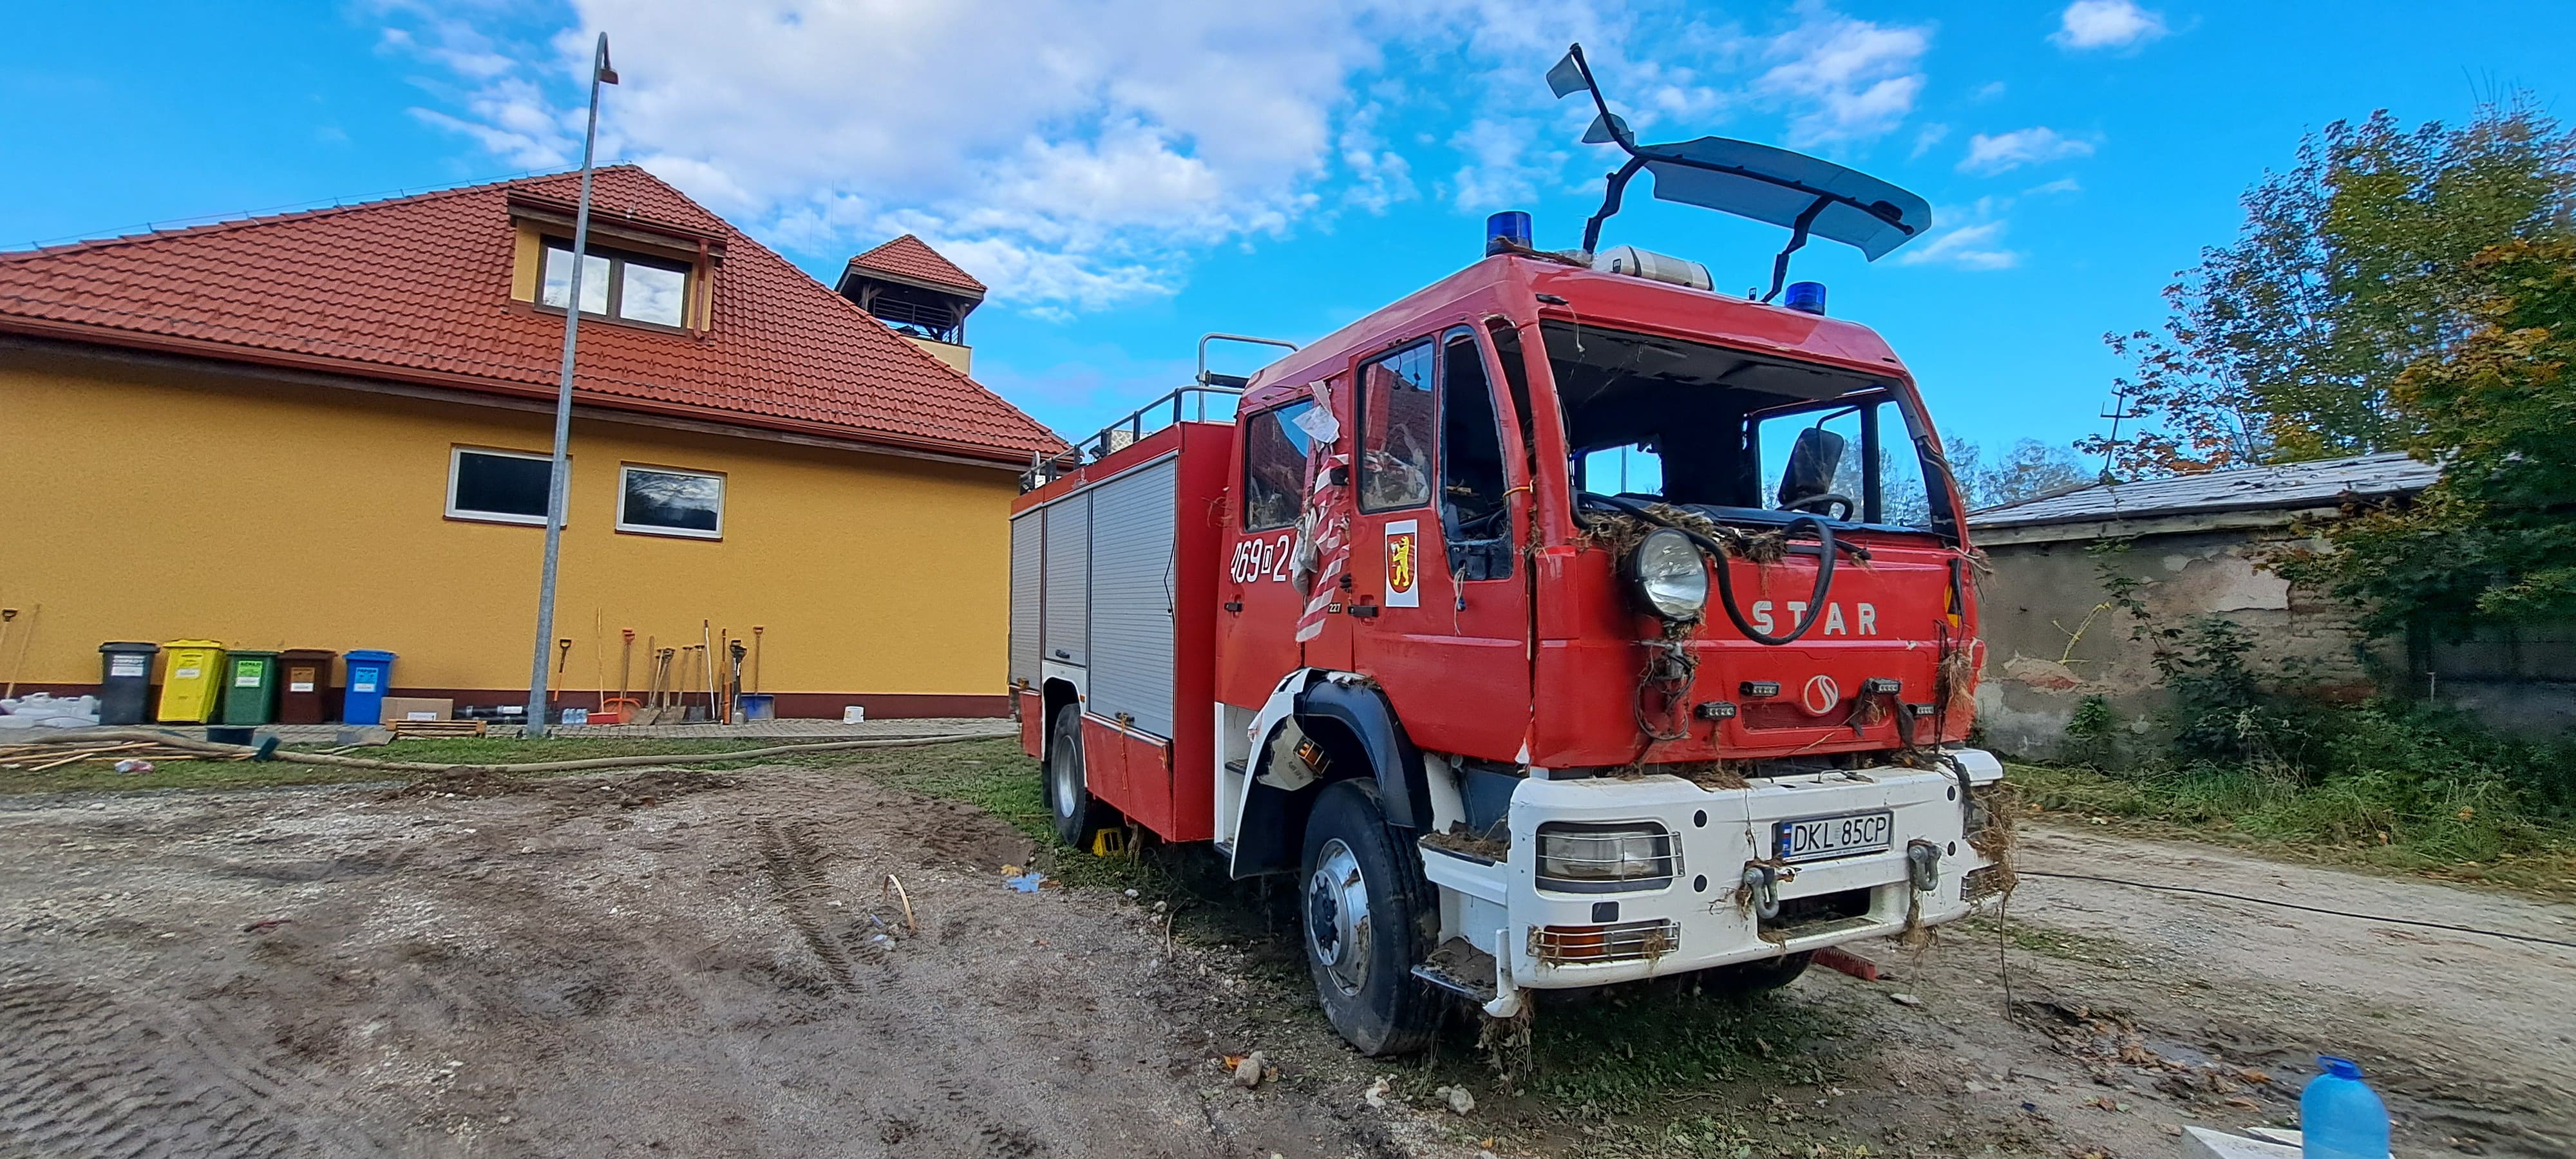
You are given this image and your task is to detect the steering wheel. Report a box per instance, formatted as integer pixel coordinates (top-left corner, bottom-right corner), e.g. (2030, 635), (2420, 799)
(1452, 506), (1510, 539)
(1781, 492), (1856, 521)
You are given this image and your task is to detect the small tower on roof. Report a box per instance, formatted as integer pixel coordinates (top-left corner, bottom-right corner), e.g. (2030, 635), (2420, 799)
(836, 234), (987, 373)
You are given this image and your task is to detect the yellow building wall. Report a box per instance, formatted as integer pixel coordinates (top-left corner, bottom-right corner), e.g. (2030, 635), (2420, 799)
(0, 350), (1018, 710)
(904, 335), (972, 374)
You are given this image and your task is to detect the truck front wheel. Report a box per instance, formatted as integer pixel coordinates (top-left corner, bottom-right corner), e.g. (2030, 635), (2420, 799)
(1045, 706), (1111, 849)
(1300, 779), (1440, 1056)
(1710, 951), (1812, 995)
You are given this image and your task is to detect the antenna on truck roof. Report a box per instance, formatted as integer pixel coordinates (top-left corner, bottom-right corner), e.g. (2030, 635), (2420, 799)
(1546, 42), (1934, 303)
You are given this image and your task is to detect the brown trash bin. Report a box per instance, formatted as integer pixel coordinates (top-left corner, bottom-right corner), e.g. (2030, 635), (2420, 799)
(277, 649), (339, 724)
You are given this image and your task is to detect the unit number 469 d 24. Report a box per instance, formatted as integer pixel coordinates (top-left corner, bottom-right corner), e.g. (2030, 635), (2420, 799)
(1229, 534), (1294, 583)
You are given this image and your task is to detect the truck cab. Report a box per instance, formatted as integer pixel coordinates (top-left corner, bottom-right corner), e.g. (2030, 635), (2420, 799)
(1009, 45), (2007, 1055)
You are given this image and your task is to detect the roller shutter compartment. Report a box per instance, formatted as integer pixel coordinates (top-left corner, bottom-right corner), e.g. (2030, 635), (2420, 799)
(1083, 458), (1180, 738)
(1009, 509), (1043, 686)
(1041, 491), (1092, 667)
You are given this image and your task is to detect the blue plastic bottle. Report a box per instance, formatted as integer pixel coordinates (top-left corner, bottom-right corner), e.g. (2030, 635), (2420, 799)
(2301, 1056), (2391, 1159)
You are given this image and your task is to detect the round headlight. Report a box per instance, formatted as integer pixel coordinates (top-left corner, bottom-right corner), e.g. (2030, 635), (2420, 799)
(1627, 528), (1709, 621)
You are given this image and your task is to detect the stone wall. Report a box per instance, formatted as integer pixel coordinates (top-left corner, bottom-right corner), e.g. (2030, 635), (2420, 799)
(1972, 525), (2398, 760)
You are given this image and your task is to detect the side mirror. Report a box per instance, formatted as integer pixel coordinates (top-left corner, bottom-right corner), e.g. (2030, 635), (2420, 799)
(1777, 427), (1846, 507)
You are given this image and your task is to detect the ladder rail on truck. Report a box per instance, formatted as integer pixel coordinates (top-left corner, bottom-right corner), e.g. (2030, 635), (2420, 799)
(1009, 44), (2011, 1057)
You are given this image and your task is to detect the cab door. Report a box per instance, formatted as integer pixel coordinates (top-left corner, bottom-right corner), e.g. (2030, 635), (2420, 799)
(1216, 380), (1362, 703)
(1345, 327), (1531, 760)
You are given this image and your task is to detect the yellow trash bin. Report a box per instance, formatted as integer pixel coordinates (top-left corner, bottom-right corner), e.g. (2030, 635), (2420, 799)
(156, 639), (229, 724)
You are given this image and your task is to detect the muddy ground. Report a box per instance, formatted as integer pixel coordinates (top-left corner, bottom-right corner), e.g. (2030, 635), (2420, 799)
(1, 757), (2569, 1158)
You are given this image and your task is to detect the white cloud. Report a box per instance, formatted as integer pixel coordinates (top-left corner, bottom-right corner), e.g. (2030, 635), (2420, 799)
(391, 0), (1616, 310)
(1959, 126), (2095, 174)
(1909, 122), (1949, 159)
(1338, 107), (1417, 214)
(1754, 5), (1932, 146)
(1448, 118), (1564, 212)
(1899, 218), (2018, 270)
(2051, 0), (2167, 50)
(2024, 175), (2083, 196)
(387, 1), (1933, 311)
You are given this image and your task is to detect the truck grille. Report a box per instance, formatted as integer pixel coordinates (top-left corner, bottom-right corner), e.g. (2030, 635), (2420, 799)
(1530, 919), (1680, 965)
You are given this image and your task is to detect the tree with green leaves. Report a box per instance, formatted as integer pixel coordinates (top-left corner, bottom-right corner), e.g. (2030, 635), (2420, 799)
(1947, 437), (2090, 511)
(2273, 237), (2576, 636)
(2081, 99), (2575, 478)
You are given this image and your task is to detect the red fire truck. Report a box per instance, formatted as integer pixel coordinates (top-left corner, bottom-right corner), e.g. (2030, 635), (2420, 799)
(1009, 46), (2006, 1055)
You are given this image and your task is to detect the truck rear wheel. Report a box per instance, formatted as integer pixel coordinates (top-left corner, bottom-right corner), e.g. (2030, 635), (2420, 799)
(1045, 706), (1112, 849)
(1300, 779), (1441, 1056)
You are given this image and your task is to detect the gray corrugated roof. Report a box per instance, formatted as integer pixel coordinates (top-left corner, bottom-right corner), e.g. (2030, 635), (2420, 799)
(1967, 450), (2439, 529)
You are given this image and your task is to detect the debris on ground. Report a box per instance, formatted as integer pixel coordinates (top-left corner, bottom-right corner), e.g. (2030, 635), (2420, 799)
(1815, 945), (1882, 981)
(1435, 1085), (1476, 1115)
(1890, 992), (1924, 1007)
(1419, 824), (1510, 862)
(1231, 1051), (1270, 1088)
(1362, 1075), (1393, 1109)
(1003, 867), (1050, 892)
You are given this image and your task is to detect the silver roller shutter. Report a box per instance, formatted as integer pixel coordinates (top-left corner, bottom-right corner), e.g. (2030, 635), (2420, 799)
(1009, 509), (1043, 686)
(1041, 490), (1091, 667)
(1084, 457), (1179, 738)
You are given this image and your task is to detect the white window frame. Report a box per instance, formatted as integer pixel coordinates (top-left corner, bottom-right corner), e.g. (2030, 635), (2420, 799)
(446, 446), (559, 527)
(615, 463), (726, 540)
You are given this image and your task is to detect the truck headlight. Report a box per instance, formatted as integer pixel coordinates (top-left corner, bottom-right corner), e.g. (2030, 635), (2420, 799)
(1626, 529), (1708, 621)
(1535, 822), (1678, 892)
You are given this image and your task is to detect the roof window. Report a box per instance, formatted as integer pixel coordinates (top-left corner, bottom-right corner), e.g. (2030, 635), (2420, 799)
(540, 240), (691, 328)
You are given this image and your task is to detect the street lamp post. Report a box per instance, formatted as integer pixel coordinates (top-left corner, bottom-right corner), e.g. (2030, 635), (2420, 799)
(524, 32), (618, 739)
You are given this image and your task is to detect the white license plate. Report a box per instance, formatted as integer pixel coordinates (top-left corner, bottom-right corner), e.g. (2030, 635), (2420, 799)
(1774, 811), (1895, 863)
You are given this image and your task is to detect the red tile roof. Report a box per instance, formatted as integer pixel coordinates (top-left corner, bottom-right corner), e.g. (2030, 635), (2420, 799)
(846, 234), (987, 295)
(0, 167), (1057, 464)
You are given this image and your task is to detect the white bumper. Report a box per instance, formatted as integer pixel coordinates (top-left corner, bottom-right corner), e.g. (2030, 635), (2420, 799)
(1419, 752), (2005, 995)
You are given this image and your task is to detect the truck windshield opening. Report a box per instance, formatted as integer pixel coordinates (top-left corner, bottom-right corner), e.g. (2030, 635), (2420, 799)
(1542, 321), (1958, 535)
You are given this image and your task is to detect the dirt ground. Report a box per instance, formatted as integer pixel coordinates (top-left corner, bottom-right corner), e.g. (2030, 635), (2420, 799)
(1, 760), (2570, 1158)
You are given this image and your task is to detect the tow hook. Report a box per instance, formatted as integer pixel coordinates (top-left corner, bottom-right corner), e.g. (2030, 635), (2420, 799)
(1739, 865), (1781, 919)
(1906, 841), (1941, 892)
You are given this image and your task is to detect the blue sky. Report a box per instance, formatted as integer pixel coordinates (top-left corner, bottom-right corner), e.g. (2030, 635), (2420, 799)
(7, 1), (2570, 460)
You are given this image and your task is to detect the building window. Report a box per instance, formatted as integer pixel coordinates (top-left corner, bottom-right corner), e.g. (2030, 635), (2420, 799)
(618, 465), (724, 538)
(448, 447), (554, 525)
(540, 241), (691, 328)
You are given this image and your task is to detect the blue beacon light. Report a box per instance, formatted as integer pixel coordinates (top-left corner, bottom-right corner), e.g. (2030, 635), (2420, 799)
(1486, 211), (1533, 256)
(1783, 281), (1828, 316)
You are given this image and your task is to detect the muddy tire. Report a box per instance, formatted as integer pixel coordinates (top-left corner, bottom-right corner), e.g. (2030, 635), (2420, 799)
(1711, 951), (1813, 995)
(1045, 705), (1112, 849)
(1300, 778), (1441, 1056)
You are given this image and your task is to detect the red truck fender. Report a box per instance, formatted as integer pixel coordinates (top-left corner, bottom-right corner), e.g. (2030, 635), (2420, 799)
(1231, 670), (1432, 878)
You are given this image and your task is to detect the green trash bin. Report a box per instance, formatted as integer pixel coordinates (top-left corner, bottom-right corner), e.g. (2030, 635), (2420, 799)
(219, 650), (281, 725)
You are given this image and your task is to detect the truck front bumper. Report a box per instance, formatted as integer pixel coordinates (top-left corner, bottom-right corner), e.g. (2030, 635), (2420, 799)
(1418, 751), (2005, 1005)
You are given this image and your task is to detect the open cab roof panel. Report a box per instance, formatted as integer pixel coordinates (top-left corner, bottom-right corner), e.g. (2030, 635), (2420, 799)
(1630, 135), (1931, 261)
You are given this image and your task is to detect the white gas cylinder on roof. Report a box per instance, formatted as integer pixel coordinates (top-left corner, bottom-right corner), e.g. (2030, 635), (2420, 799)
(1591, 245), (1713, 291)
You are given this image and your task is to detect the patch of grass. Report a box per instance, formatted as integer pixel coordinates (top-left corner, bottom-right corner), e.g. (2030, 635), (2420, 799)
(0, 735), (973, 796)
(1516, 987), (1843, 1120)
(2009, 762), (2576, 898)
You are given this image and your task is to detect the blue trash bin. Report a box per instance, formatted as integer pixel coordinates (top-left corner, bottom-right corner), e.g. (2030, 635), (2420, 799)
(342, 649), (397, 724)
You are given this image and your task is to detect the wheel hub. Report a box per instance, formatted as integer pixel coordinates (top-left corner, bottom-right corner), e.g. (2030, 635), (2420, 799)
(1306, 840), (1371, 995)
(1049, 742), (1077, 819)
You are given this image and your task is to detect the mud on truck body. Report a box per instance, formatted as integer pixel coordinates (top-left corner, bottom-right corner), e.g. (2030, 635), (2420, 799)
(1009, 45), (2007, 1055)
